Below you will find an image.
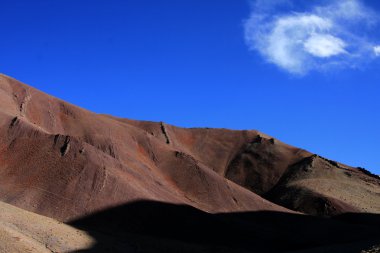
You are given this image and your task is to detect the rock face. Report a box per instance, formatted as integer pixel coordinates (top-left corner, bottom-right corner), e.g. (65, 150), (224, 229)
(0, 73), (379, 223)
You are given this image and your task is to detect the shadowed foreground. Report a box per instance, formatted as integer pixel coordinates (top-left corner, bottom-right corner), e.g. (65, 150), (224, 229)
(70, 200), (380, 253)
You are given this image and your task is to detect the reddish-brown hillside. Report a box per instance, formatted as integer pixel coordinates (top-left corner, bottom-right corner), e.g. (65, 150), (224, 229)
(0, 73), (379, 222)
(0, 74), (292, 221)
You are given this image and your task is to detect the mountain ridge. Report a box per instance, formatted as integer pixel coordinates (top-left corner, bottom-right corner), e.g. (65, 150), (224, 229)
(1, 74), (380, 252)
(1, 73), (379, 221)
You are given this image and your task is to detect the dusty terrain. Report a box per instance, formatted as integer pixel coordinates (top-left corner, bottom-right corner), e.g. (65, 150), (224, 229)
(1, 199), (379, 253)
(0, 200), (94, 252)
(0, 74), (379, 252)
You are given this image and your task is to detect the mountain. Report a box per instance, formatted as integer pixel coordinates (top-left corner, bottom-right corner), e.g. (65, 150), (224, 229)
(0, 74), (379, 252)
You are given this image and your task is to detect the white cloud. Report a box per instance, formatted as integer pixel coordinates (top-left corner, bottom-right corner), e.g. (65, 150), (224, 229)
(304, 34), (346, 58)
(315, 0), (372, 21)
(245, 0), (380, 75)
(374, 46), (380, 56)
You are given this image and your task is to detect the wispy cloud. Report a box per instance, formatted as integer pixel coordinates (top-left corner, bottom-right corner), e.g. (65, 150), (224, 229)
(374, 45), (380, 56)
(244, 0), (380, 75)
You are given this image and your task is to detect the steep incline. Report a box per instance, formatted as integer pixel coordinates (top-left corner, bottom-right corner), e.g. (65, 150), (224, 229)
(0, 74), (379, 221)
(110, 115), (380, 216)
(0, 74), (291, 221)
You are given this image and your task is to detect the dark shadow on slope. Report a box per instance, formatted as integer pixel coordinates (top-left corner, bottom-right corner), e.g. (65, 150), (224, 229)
(69, 201), (380, 253)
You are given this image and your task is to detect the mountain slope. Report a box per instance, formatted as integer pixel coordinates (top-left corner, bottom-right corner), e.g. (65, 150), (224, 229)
(0, 73), (379, 222)
(0, 200), (94, 253)
(0, 74), (291, 221)
(266, 155), (380, 215)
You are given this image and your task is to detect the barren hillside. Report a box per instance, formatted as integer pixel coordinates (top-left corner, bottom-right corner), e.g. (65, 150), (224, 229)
(0, 74), (379, 252)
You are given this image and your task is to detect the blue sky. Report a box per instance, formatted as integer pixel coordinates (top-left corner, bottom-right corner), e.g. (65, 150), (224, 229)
(1, 0), (379, 174)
